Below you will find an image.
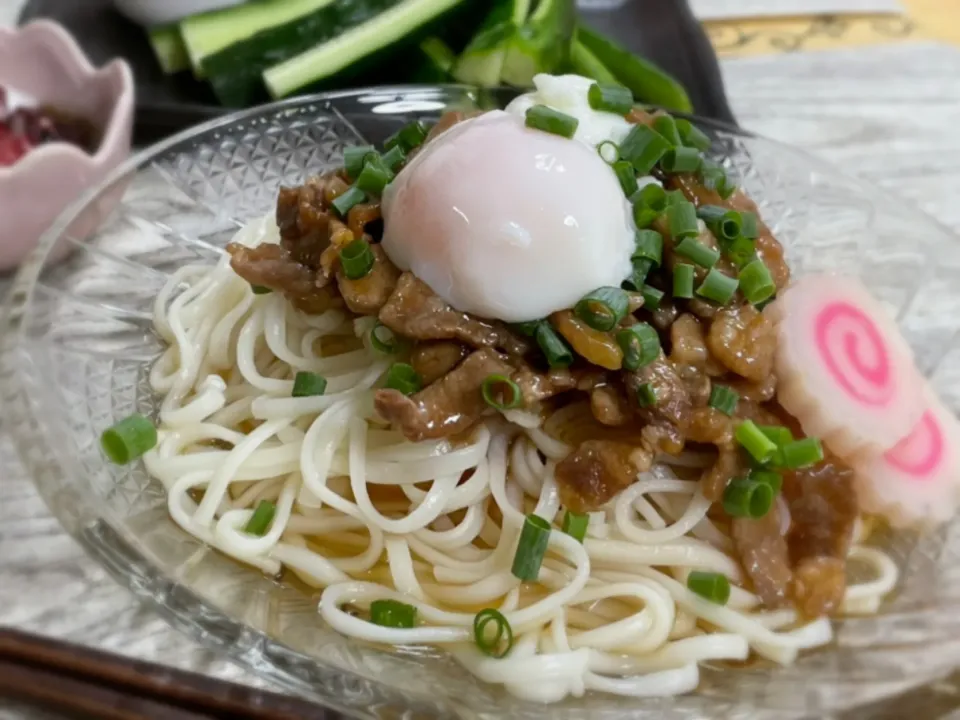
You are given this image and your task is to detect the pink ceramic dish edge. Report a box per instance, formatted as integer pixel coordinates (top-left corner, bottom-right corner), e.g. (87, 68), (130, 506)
(0, 20), (134, 272)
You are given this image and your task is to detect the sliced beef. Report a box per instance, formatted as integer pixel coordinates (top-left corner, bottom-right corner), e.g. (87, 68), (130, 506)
(512, 366), (578, 406)
(379, 273), (529, 356)
(227, 242), (339, 314)
(732, 504), (793, 608)
(275, 173), (348, 269)
(791, 556), (847, 619)
(649, 297), (679, 332)
(555, 440), (652, 512)
(727, 374), (777, 403)
(410, 341), (469, 387)
(590, 384), (633, 427)
(336, 245), (400, 315)
(669, 314), (711, 368)
(374, 348), (513, 442)
(623, 354), (691, 454)
(707, 304), (775, 383)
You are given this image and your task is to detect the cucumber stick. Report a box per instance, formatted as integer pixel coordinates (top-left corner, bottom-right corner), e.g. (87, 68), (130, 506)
(567, 37), (619, 85)
(500, 0), (575, 87)
(453, 0), (529, 87)
(180, 0), (334, 75)
(149, 25), (189, 75)
(264, 0), (471, 99)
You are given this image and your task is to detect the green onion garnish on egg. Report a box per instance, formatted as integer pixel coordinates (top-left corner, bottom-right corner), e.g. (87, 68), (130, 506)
(100, 414), (157, 465)
(616, 323), (660, 371)
(525, 105), (579, 139)
(588, 82), (635, 115)
(613, 160), (639, 196)
(292, 371), (327, 397)
(385, 363), (422, 396)
(633, 229), (663, 266)
(339, 239), (375, 280)
(511, 514), (552, 581)
(574, 287), (629, 332)
(708, 384), (739, 416)
(244, 500), (276, 536)
(371, 599), (418, 629)
(687, 571), (730, 605)
(597, 140), (621, 165)
(481, 374), (522, 411)
(473, 608), (514, 658)
(631, 183), (667, 228)
(619, 124), (671, 175)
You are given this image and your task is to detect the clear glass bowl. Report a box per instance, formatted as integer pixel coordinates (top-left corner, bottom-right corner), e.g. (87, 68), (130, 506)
(4, 86), (960, 720)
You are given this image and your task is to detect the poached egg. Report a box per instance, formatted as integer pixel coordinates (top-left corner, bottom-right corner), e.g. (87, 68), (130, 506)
(381, 76), (638, 324)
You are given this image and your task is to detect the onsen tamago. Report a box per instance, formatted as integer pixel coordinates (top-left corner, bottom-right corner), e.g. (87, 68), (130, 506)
(380, 110), (635, 323)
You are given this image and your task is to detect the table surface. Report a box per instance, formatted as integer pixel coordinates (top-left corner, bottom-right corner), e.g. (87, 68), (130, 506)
(5, 1), (960, 716)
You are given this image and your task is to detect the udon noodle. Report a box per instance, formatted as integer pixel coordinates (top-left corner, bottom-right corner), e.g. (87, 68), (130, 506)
(142, 215), (898, 701)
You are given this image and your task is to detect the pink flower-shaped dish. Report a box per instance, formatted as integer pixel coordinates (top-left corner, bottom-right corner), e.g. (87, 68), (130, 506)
(0, 20), (134, 272)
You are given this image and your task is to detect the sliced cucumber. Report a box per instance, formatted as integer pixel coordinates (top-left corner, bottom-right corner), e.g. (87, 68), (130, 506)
(500, 0), (575, 87)
(452, 0), (529, 87)
(264, 0), (473, 100)
(180, 0), (334, 76)
(149, 25), (189, 75)
(567, 37), (619, 85)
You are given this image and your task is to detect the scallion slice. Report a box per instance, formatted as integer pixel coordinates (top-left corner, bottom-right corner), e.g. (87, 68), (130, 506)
(244, 500), (276, 536)
(636, 382), (657, 407)
(750, 469), (783, 495)
(354, 155), (394, 196)
(652, 114), (682, 145)
(588, 82), (634, 115)
(339, 239), (375, 280)
(633, 229), (663, 266)
(511, 514), (551, 581)
(661, 146), (702, 173)
(780, 437), (824, 469)
(251, 284), (272, 295)
(625, 257), (653, 291)
(641, 284), (664, 310)
(616, 323), (660, 371)
(525, 105), (579, 138)
(562, 511), (589, 543)
(673, 263), (695, 299)
(481, 374), (522, 411)
(619, 124), (671, 174)
(725, 235), (756, 267)
(687, 570), (730, 604)
(100, 414), (157, 465)
(708, 384), (739, 416)
(370, 599), (417, 629)
(722, 477), (774, 518)
(574, 287), (629, 332)
(700, 159), (737, 199)
(370, 322), (401, 354)
(613, 160), (638, 196)
(536, 323), (573, 368)
(512, 320), (543, 337)
(386, 120), (428, 152)
(331, 185), (366, 217)
(705, 208), (742, 242)
(385, 363), (422, 396)
(739, 211), (759, 239)
(675, 237), (720, 268)
(758, 425), (794, 447)
(473, 608), (513, 658)
(667, 200), (699, 240)
(381, 144), (406, 173)
(739, 259), (776, 306)
(598, 140), (621, 165)
(631, 183), (667, 228)
(677, 119), (711, 151)
(696, 268), (739, 305)
(736, 420), (778, 464)
(344, 144), (376, 179)
(292, 372), (327, 398)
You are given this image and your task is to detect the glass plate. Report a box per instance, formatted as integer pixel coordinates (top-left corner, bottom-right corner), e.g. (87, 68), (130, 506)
(3, 86), (960, 720)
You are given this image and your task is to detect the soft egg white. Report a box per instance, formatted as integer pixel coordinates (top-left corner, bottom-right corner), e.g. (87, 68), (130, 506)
(380, 110), (636, 323)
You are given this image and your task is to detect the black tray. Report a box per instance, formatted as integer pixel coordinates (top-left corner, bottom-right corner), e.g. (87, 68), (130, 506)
(22, 0), (735, 145)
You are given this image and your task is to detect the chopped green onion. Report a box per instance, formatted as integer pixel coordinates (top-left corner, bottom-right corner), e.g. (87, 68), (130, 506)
(625, 257), (653, 291)
(631, 183), (667, 228)
(696, 268), (739, 305)
(636, 382), (657, 407)
(739, 212), (759, 239)
(736, 419), (778, 464)
(511, 514), (552, 581)
(292, 371), (327, 397)
(739, 259), (776, 306)
(664, 189), (687, 206)
(667, 201), (699, 240)
(750, 469), (783, 496)
(708, 384), (739, 416)
(673, 263), (695, 299)
(696, 205), (727, 224)
(525, 105), (579, 138)
(661, 146), (702, 173)
(370, 599), (417, 629)
(385, 363), (422, 395)
(244, 500), (276, 536)
(473, 608), (513, 658)
(339, 239), (375, 280)
(588, 83), (634, 115)
(619, 124), (671, 174)
(331, 185), (366, 217)
(616, 323), (660, 371)
(633, 229), (663, 266)
(344, 145), (376, 179)
(536, 323), (573, 368)
(641, 284), (664, 310)
(674, 237), (720, 268)
(677, 119), (711, 151)
(251, 284), (272, 295)
(386, 120), (428, 152)
(723, 477), (774, 518)
(700, 159), (737, 199)
(687, 570), (730, 605)
(100, 414), (157, 465)
(758, 425), (794, 447)
(354, 155), (393, 196)
(512, 320), (543, 337)
(562, 511), (589, 543)
(598, 140), (621, 164)
(481, 374), (522, 411)
(613, 160), (638, 196)
(724, 235), (756, 267)
(370, 322), (401, 354)
(574, 287), (629, 332)
(780, 437), (824, 469)
(699, 207), (741, 242)
(652, 114), (682, 145)
(381, 144), (406, 173)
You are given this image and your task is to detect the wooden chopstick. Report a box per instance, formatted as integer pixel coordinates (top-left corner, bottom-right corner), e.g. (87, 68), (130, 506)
(0, 628), (339, 719)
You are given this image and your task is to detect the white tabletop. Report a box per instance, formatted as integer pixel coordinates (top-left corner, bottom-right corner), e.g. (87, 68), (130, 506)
(3, 2), (960, 717)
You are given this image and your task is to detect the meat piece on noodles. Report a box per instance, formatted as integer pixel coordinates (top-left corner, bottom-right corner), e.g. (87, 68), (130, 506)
(707, 304), (776, 383)
(275, 173), (348, 268)
(669, 314), (711, 369)
(379, 273), (530, 356)
(590, 384), (633, 427)
(732, 504), (793, 608)
(555, 440), (652, 512)
(227, 242), (340, 314)
(336, 245), (400, 315)
(375, 348), (513, 442)
(623, 354), (691, 454)
(410, 341), (469, 386)
(791, 556), (847, 619)
(512, 365), (579, 406)
(650, 298), (679, 332)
